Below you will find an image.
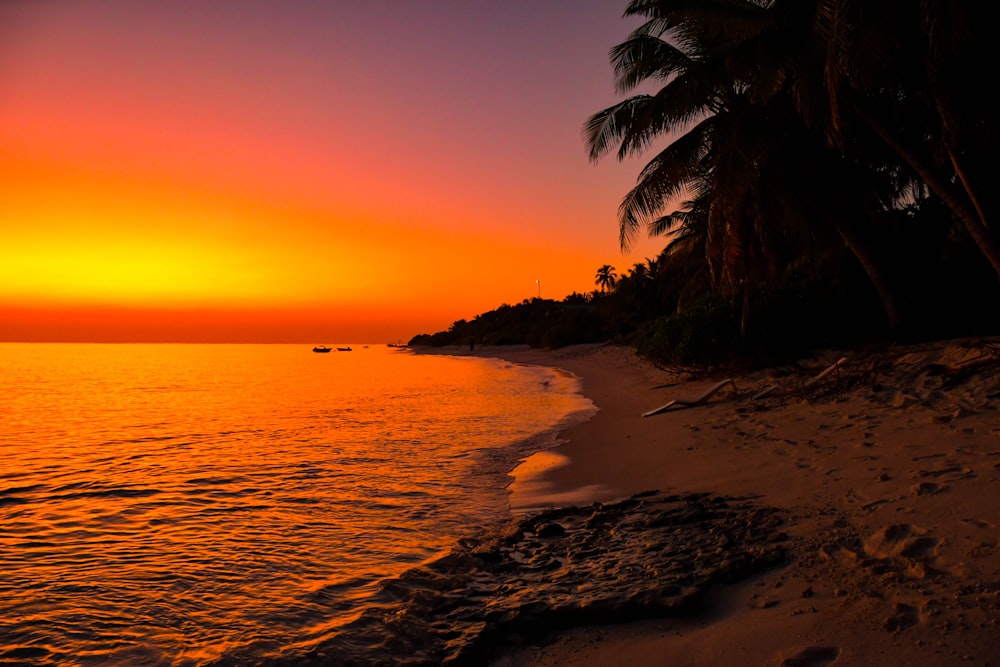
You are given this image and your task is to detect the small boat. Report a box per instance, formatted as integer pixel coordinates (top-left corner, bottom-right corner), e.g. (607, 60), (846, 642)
(337, 346), (352, 352)
(312, 346), (332, 353)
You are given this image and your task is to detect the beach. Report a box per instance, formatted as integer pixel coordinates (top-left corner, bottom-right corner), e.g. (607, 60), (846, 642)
(412, 339), (1000, 666)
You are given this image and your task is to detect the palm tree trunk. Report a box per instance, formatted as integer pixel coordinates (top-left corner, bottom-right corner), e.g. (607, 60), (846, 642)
(921, 3), (992, 229)
(815, 208), (902, 331)
(850, 98), (1000, 283)
(946, 145), (990, 230)
(740, 283), (750, 337)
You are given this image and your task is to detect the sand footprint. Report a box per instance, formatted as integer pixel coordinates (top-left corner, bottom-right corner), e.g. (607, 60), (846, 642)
(883, 602), (921, 632)
(818, 543), (860, 567)
(778, 646), (839, 666)
(961, 518), (997, 559)
(864, 524), (940, 565)
(908, 462), (976, 497)
(861, 498), (890, 511)
(915, 463), (975, 481)
(899, 535), (939, 559)
(911, 481), (946, 496)
(861, 525), (944, 579)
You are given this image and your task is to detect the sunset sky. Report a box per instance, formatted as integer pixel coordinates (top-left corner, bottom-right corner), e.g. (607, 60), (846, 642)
(0, 0), (667, 343)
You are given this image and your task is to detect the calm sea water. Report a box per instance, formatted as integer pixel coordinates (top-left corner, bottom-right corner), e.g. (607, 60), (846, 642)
(0, 344), (594, 666)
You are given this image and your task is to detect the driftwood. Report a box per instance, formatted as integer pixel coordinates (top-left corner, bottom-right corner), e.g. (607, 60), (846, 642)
(641, 379), (736, 418)
(752, 356), (848, 400)
(642, 356), (851, 417)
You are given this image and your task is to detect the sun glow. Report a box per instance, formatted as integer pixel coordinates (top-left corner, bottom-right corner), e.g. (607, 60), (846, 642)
(0, 1), (667, 342)
(1, 237), (265, 305)
(0, 169), (283, 307)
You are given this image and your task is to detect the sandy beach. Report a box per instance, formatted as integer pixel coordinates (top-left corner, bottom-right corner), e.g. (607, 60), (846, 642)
(413, 339), (1000, 666)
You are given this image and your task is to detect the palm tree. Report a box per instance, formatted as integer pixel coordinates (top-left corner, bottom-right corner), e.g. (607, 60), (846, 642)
(814, 0), (1000, 283)
(584, 0), (776, 253)
(595, 264), (618, 293)
(628, 262), (649, 283)
(584, 0), (908, 329)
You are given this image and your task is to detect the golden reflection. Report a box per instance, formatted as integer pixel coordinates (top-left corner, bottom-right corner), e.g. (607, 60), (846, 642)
(0, 344), (592, 664)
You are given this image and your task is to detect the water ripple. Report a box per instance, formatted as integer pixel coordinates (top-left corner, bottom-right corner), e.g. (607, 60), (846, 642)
(0, 344), (595, 666)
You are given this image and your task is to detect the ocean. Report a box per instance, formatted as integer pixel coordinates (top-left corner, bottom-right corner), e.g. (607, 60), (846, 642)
(0, 343), (596, 666)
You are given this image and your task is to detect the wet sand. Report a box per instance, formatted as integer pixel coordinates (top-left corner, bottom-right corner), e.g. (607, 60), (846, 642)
(413, 339), (1000, 666)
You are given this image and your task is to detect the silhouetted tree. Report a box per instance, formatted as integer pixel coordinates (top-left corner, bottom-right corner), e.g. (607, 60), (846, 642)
(595, 264), (618, 293)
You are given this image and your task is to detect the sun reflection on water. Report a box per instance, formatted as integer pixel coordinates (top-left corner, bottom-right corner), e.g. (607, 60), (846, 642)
(0, 344), (593, 665)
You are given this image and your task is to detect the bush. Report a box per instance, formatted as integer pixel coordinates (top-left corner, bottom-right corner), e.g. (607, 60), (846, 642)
(636, 294), (741, 368)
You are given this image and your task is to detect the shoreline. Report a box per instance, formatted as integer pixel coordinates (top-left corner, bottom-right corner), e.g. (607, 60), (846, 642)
(411, 340), (1000, 666)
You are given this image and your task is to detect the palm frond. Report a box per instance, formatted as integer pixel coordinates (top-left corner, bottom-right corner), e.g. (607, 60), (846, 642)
(648, 211), (686, 237)
(617, 121), (714, 250)
(625, 0), (773, 48)
(610, 35), (690, 93)
(583, 96), (654, 162)
(614, 63), (726, 160)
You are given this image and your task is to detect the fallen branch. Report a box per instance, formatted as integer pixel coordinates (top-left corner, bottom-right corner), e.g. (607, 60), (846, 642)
(752, 356), (848, 400)
(641, 379), (736, 417)
(803, 356), (848, 389)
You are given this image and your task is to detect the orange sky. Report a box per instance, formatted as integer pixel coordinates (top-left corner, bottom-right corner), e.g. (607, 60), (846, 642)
(0, 1), (667, 343)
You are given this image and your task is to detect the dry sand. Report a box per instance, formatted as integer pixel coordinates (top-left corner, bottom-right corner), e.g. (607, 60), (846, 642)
(413, 338), (1000, 666)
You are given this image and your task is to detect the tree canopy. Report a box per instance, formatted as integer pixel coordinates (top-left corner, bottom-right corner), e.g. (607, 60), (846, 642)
(411, 1), (999, 368)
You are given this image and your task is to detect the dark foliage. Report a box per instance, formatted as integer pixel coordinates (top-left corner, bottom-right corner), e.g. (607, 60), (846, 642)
(411, 0), (1000, 368)
(408, 298), (610, 350)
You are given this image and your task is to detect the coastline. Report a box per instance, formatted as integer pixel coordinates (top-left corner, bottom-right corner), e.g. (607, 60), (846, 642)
(411, 340), (1000, 666)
